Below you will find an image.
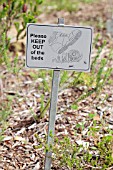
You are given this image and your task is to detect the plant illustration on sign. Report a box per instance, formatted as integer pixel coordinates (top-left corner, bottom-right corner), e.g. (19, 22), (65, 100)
(48, 30), (83, 63)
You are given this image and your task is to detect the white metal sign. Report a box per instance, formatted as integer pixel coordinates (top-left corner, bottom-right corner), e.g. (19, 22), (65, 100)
(26, 24), (93, 71)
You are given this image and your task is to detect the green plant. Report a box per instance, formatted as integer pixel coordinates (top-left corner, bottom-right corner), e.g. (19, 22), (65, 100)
(42, 0), (99, 13)
(0, 97), (13, 142)
(0, 0), (43, 70)
(0, 0), (43, 41)
(53, 136), (88, 169)
(60, 70), (68, 86)
(42, 0), (78, 12)
(0, 33), (10, 67)
(51, 118), (113, 169)
(81, 0), (98, 3)
(39, 35), (113, 118)
(71, 104), (78, 110)
(71, 36), (113, 104)
(96, 135), (113, 169)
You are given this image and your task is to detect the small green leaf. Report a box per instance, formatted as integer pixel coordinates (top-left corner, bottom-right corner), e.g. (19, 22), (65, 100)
(14, 22), (20, 32)
(49, 130), (53, 138)
(71, 104), (78, 110)
(89, 113), (95, 119)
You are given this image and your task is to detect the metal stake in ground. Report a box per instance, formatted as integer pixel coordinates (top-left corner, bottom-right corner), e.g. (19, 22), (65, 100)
(44, 18), (64, 170)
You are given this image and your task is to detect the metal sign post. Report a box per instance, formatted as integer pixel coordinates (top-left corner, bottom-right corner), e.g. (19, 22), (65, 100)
(44, 18), (64, 170)
(107, 19), (113, 37)
(44, 70), (60, 170)
(107, 0), (113, 37)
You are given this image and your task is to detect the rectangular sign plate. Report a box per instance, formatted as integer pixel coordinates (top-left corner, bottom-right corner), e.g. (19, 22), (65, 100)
(26, 24), (93, 71)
